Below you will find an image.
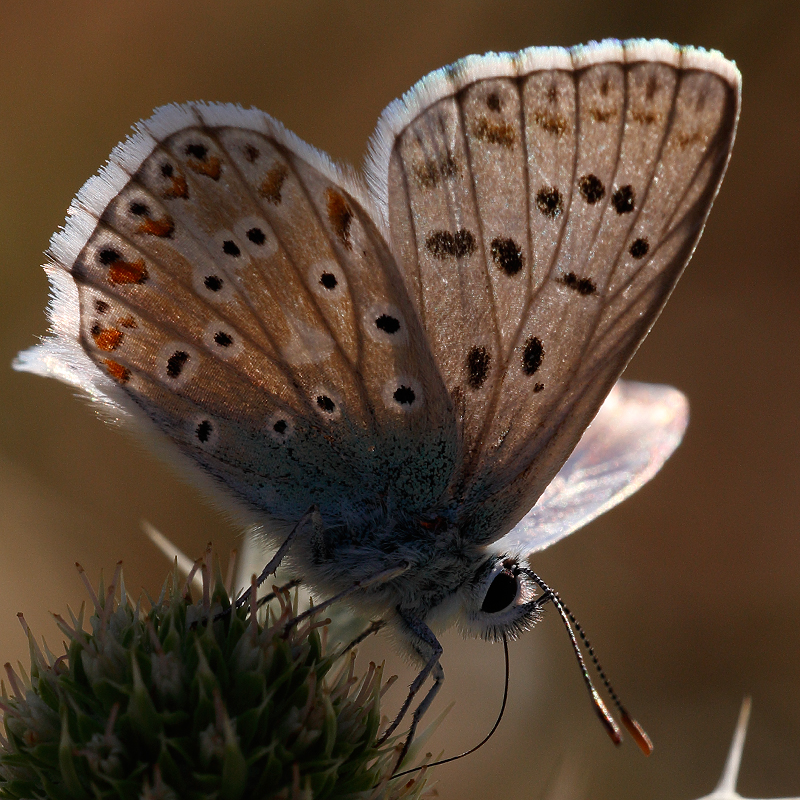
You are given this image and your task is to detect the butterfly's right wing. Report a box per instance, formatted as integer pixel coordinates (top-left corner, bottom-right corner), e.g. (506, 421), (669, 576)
(491, 380), (688, 555)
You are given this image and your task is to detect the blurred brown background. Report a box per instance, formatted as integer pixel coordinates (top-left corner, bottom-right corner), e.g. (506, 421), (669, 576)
(1, 1), (798, 798)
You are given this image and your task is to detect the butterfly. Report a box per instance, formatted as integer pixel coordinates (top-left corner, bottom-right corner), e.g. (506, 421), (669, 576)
(16, 38), (740, 761)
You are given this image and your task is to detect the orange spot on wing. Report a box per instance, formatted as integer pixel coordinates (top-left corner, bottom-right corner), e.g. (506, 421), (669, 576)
(108, 258), (148, 285)
(92, 326), (124, 351)
(532, 109), (567, 136)
(136, 214), (174, 237)
(187, 156), (221, 180)
(676, 130), (705, 149)
(103, 359), (131, 384)
(472, 117), (516, 147)
(631, 108), (661, 125)
(325, 188), (353, 249)
(163, 173), (189, 199)
(260, 163), (289, 204)
(589, 107), (616, 123)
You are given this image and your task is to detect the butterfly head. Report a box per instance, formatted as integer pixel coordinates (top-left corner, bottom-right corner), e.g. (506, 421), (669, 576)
(460, 555), (544, 642)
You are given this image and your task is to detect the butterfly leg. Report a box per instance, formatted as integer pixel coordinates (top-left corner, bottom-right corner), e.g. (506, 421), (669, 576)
(236, 506), (321, 609)
(339, 619), (386, 656)
(283, 563), (409, 634)
(378, 612), (444, 769)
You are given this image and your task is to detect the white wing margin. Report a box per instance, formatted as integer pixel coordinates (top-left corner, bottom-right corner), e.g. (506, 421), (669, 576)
(491, 380), (688, 556)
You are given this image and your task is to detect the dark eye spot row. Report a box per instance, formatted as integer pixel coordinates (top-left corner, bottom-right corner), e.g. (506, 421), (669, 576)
(204, 275), (224, 292)
(491, 237), (524, 276)
(273, 419), (288, 434)
(393, 385), (416, 406)
(426, 229), (476, 259)
(630, 237), (650, 258)
(522, 336), (544, 376)
(466, 346), (491, 390)
(612, 185), (635, 214)
(376, 314), (400, 334)
(317, 395), (336, 413)
(185, 143), (208, 160)
(560, 272), (598, 295)
(166, 350), (189, 379)
(213, 331), (233, 347)
(486, 92), (502, 111)
(195, 419), (213, 443)
(319, 272), (337, 290)
(99, 248), (121, 265)
(578, 174), (605, 204)
(246, 227), (266, 245)
(222, 240), (240, 257)
(536, 186), (563, 218)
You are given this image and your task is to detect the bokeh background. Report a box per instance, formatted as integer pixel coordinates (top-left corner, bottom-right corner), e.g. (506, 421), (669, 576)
(1, 1), (798, 798)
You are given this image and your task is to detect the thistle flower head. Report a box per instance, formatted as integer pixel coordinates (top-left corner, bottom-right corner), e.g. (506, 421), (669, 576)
(0, 555), (433, 800)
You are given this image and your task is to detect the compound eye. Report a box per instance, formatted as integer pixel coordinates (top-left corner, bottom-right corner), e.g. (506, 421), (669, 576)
(481, 570), (519, 614)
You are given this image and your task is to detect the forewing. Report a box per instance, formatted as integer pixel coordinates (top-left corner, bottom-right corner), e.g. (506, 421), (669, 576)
(367, 39), (739, 539)
(491, 380), (688, 556)
(16, 103), (458, 525)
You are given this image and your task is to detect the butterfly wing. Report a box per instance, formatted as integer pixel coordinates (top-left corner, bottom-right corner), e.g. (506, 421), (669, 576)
(15, 102), (458, 527)
(366, 39), (740, 541)
(490, 380), (688, 555)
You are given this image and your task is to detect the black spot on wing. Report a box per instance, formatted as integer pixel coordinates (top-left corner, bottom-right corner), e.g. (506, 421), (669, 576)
(578, 174), (605, 204)
(466, 346), (491, 390)
(560, 272), (597, 295)
(629, 238), (650, 258)
(317, 395), (336, 413)
(222, 240), (241, 257)
(393, 385), (416, 406)
(166, 350), (190, 379)
(536, 186), (563, 219)
(612, 185), (635, 214)
(491, 237), (524, 276)
(319, 272), (337, 290)
(204, 275), (224, 292)
(195, 419), (213, 443)
(246, 227), (266, 245)
(426, 229), (476, 259)
(522, 337), (544, 376)
(376, 314), (401, 334)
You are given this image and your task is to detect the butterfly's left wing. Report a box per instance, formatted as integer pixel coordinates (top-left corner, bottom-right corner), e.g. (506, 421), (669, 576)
(366, 39), (740, 541)
(490, 379), (688, 556)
